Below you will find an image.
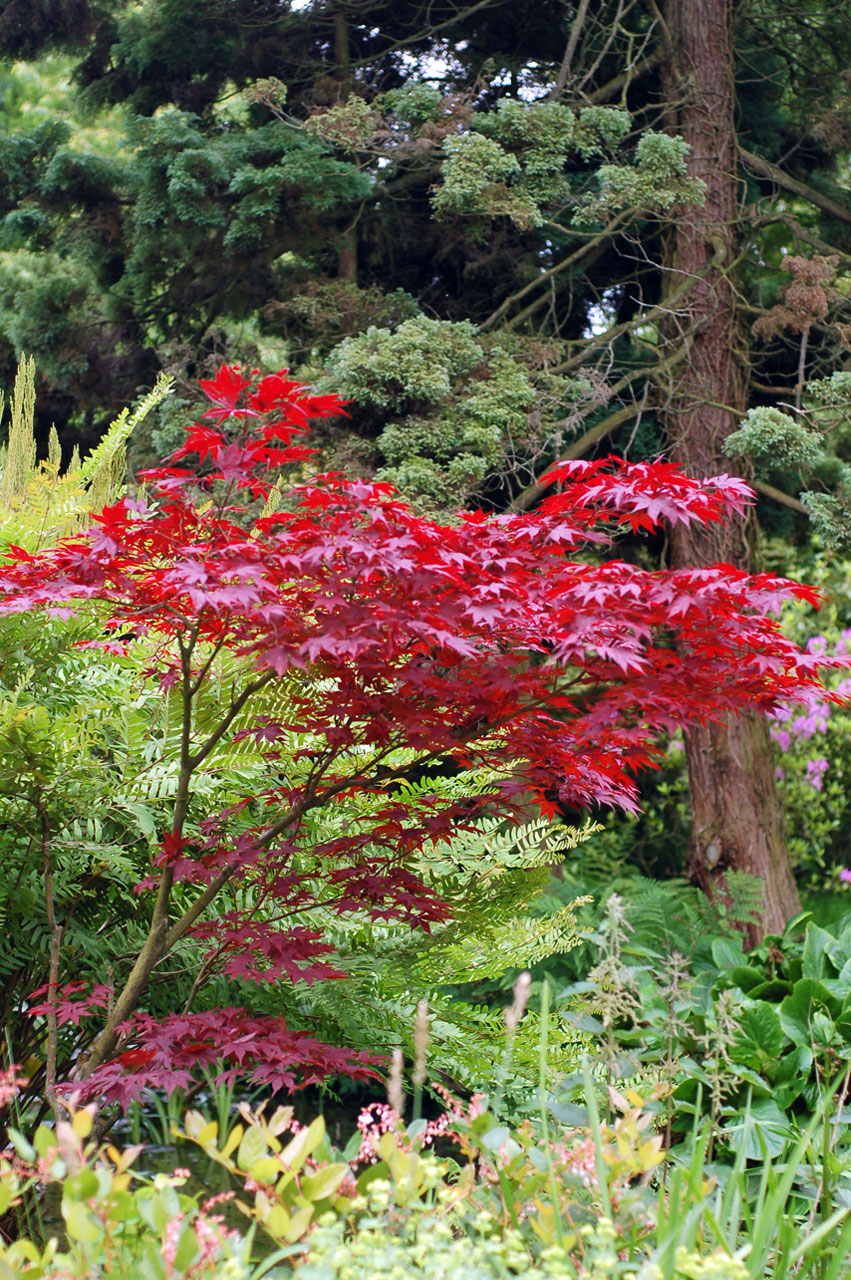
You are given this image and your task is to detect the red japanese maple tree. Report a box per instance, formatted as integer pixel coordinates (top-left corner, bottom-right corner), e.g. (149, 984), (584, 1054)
(0, 365), (829, 1105)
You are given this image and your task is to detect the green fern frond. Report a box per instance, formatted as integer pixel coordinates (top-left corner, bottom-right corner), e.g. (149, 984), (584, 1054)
(422, 902), (586, 984)
(0, 363), (175, 548)
(716, 869), (764, 927)
(80, 374), (174, 484)
(83, 373), (174, 509)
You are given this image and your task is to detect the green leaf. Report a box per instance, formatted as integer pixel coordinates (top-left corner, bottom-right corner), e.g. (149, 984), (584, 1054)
(66, 1168), (100, 1202)
(829, 956), (851, 999)
(724, 1097), (793, 1160)
(470, 1112), (496, 1136)
(247, 1156), (282, 1184)
(137, 1236), (168, 1280)
(33, 1124), (56, 1157)
(221, 1122), (244, 1160)
(480, 1125), (511, 1152)
(803, 923), (838, 980)
(772, 1045), (813, 1107)
(726, 965), (765, 993)
(747, 978), (793, 1001)
(565, 1012), (605, 1034)
(6, 1128), (35, 1161)
(173, 1221), (200, 1273)
(779, 978), (840, 1045)
(711, 936), (746, 970)
(548, 1101), (589, 1125)
(62, 1198), (101, 1243)
(301, 1163), (350, 1201)
(783, 910), (813, 939)
(357, 1160), (389, 1190)
(237, 1124), (268, 1171)
(731, 999), (787, 1071)
(280, 1116), (325, 1173)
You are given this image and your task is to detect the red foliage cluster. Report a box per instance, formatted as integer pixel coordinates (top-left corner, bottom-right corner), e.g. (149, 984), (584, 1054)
(0, 366), (830, 1102)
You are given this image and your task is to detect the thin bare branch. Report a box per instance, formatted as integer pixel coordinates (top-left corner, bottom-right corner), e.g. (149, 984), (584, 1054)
(753, 480), (807, 514)
(552, 0), (592, 97)
(740, 147), (851, 227)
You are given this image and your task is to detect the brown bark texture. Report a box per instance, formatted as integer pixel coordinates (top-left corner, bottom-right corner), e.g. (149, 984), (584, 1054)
(661, 0), (800, 940)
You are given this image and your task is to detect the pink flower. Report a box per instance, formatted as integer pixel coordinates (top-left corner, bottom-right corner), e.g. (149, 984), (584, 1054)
(839, 868), (851, 883)
(0, 1065), (27, 1108)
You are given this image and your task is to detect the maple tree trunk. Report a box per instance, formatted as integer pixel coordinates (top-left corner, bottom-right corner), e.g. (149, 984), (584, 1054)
(661, 0), (800, 940)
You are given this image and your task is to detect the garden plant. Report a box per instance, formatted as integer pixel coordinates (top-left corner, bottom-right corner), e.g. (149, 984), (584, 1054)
(0, 361), (834, 1114)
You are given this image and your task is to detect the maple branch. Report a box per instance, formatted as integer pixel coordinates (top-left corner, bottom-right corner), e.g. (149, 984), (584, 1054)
(180, 952), (218, 1016)
(188, 628), (230, 698)
(84, 625), (205, 1074)
(165, 865), (249, 953)
(739, 147), (851, 227)
(90, 720), (406, 1058)
(187, 668), (278, 769)
(510, 406), (638, 513)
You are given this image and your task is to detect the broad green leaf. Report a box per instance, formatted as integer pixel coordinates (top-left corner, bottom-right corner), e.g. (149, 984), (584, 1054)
(301, 1163), (350, 1201)
(725, 965), (765, 993)
(779, 979), (839, 1044)
(265, 1203), (291, 1239)
(480, 1125), (512, 1152)
(731, 999), (787, 1072)
(771, 1044), (813, 1107)
(7, 1129), (35, 1162)
(803, 923), (838, 980)
(724, 1097), (793, 1160)
(198, 1120), (218, 1148)
(711, 937), (746, 970)
(237, 1124), (268, 1171)
(280, 1115), (325, 1174)
(62, 1198), (101, 1243)
(65, 1168), (99, 1202)
(248, 1156), (282, 1184)
(285, 1205), (313, 1242)
(221, 1122), (244, 1160)
(174, 1222), (200, 1272)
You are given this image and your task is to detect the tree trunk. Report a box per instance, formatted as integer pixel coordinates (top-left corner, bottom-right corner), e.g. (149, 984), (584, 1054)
(661, 0), (800, 940)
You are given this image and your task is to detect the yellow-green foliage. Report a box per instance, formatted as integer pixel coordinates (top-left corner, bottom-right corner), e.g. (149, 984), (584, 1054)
(0, 352), (36, 510)
(0, 354), (172, 549)
(322, 318), (546, 510)
(433, 101), (704, 232)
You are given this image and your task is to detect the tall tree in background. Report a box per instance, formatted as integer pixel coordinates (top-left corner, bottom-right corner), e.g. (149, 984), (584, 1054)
(2, 0), (851, 936)
(660, 0), (798, 932)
